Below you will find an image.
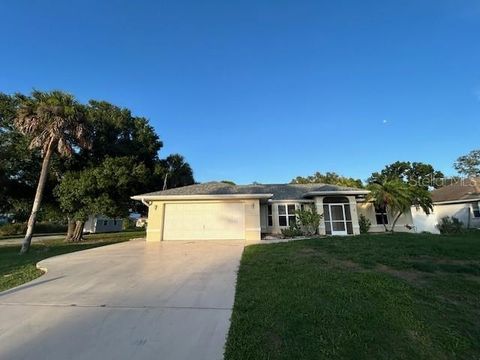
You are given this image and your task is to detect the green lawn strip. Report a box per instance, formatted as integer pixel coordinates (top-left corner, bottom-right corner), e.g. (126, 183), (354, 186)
(225, 233), (480, 360)
(0, 230), (145, 292)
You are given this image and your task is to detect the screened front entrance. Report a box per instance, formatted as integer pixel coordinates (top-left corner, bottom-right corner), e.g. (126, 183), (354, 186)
(323, 197), (353, 235)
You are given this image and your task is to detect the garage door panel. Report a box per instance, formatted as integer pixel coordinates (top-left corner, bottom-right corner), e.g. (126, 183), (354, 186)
(163, 203), (245, 240)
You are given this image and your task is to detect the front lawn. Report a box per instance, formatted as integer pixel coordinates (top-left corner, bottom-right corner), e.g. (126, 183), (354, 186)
(225, 232), (480, 360)
(0, 230), (145, 292)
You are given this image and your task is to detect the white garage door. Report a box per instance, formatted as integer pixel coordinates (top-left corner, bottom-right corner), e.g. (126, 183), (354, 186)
(163, 202), (245, 240)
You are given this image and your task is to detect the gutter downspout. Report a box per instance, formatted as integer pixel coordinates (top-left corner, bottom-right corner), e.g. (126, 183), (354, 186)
(141, 198), (152, 207)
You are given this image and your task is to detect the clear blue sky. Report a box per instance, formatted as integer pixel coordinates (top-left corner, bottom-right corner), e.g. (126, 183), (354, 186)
(1, 0), (479, 184)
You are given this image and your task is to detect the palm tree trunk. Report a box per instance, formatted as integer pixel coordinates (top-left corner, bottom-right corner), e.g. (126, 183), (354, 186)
(20, 140), (54, 254)
(390, 212), (402, 233)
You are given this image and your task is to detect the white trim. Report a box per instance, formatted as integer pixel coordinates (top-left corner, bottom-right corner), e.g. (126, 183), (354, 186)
(276, 203), (299, 228)
(305, 190), (369, 197)
(434, 198), (480, 205)
(268, 199), (314, 203)
(132, 194), (273, 201)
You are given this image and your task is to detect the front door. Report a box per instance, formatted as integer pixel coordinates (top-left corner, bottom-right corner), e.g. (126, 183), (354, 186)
(324, 204), (349, 236)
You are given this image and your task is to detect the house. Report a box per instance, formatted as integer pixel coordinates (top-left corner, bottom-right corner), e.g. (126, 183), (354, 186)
(83, 215), (123, 233)
(412, 178), (480, 233)
(132, 182), (415, 242)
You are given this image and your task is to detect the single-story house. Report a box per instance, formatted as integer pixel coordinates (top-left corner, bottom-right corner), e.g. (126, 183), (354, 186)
(132, 182), (415, 242)
(83, 215), (123, 233)
(412, 177), (480, 233)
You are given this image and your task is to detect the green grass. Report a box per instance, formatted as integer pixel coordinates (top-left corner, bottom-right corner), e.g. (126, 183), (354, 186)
(225, 231), (480, 360)
(0, 230), (145, 292)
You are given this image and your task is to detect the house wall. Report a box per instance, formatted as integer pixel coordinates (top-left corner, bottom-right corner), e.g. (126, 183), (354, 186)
(411, 207), (440, 234)
(411, 202), (480, 232)
(145, 199), (261, 242)
(260, 202), (311, 234)
(356, 202), (414, 233)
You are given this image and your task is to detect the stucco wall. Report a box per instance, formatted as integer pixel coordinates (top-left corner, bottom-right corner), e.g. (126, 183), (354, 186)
(356, 202), (414, 233)
(145, 199), (260, 242)
(260, 202), (308, 234)
(411, 202), (480, 232)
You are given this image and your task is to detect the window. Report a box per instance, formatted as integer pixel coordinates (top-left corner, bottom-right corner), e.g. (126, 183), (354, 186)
(277, 204), (297, 227)
(103, 220), (108, 226)
(472, 202), (480, 218)
(113, 219), (117, 226)
(374, 204), (388, 225)
(267, 205), (273, 226)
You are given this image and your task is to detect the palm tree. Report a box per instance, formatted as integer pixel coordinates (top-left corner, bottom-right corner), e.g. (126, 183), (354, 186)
(367, 179), (413, 232)
(159, 154), (194, 190)
(14, 91), (91, 254)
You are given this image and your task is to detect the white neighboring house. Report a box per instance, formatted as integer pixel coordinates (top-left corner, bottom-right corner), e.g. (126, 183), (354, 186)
(412, 178), (480, 233)
(83, 215), (123, 233)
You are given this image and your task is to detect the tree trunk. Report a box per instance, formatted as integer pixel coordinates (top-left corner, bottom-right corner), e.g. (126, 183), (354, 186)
(381, 204), (388, 232)
(65, 217), (76, 241)
(70, 220), (85, 242)
(390, 212), (402, 233)
(20, 140), (54, 254)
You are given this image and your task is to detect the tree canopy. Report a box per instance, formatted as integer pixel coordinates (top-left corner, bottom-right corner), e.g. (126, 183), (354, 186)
(0, 91), (195, 244)
(291, 171), (363, 188)
(368, 161), (444, 189)
(454, 149), (480, 177)
(367, 161), (435, 232)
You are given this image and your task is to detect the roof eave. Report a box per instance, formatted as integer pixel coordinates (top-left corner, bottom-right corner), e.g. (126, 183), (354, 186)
(303, 190), (370, 198)
(433, 198), (480, 205)
(131, 193), (274, 202)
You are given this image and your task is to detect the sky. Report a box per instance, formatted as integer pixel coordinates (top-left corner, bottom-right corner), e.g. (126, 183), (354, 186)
(1, 0), (479, 184)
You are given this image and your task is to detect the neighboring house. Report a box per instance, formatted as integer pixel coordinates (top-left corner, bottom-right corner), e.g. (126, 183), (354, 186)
(83, 215), (123, 233)
(132, 182), (415, 242)
(412, 178), (480, 233)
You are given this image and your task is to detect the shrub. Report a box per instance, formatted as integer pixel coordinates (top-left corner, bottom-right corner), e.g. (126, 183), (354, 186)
(295, 207), (322, 236)
(0, 223), (25, 236)
(0, 222), (67, 236)
(437, 216), (464, 234)
(359, 214), (371, 234)
(281, 224), (304, 238)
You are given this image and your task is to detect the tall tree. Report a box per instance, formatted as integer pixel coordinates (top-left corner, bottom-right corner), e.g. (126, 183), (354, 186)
(156, 154), (195, 190)
(55, 157), (150, 241)
(13, 91), (91, 253)
(367, 161), (435, 232)
(291, 171), (363, 188)
(454, 150), (480, 177)
(368, 161), (444, 189)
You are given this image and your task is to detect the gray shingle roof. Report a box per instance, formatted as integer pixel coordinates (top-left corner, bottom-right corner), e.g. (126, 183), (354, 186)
(431, 178), (480, 203)
(134, 182), (365, 200)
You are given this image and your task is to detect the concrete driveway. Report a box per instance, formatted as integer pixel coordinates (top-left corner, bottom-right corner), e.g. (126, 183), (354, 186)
(0, 239), (245, 360)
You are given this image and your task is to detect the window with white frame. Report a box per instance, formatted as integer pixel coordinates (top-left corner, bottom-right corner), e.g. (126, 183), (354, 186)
(472, 202), (480, 218)
(267, 205), (273, 226)
(374, 204), (388, 225)
(277, 204), (297, 227)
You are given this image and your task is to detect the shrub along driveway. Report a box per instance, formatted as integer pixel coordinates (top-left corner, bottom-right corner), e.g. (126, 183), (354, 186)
(0, 239), (244, 360)
(225, 232), (480, 360)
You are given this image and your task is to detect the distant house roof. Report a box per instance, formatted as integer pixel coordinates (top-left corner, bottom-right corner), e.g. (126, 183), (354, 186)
(431, 178), (480, 203)
(132, 182), (368, 201)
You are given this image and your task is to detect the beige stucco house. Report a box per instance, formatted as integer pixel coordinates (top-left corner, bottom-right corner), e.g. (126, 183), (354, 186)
(132, 182), (416, 242)
(412, 178), (480, 233)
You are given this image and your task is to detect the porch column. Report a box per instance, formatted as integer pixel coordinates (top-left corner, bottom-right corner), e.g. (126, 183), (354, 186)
(314, 196), (326, 235)
(347, 195), (360, 235)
